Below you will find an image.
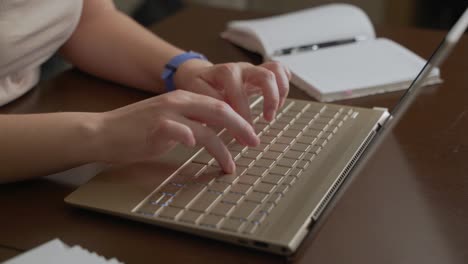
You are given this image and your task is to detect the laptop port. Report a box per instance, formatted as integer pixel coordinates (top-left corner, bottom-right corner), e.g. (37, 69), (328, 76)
(253, 241), (269, 248)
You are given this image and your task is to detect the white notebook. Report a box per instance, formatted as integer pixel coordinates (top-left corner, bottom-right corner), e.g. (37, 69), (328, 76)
(221, 3), (441, 102)
(3, 239), (123, 264)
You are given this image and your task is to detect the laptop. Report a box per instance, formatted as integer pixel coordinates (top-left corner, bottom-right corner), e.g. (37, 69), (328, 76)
(66, 9), (468, 255)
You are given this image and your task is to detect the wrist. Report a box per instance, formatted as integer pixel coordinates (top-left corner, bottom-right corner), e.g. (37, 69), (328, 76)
(161, 51), (211, 92)
(77, 112), (108, 163)
(173, 59), (213, 90)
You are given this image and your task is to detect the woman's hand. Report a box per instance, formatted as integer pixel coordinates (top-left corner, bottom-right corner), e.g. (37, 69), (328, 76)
(97, 90), (259, 173)
(173, 60), (292, 124)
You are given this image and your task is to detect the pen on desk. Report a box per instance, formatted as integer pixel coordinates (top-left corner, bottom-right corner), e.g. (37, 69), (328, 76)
(273, 36), (367, 56)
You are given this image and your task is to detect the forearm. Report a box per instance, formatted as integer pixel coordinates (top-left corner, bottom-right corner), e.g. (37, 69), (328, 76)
(60, 6), (184, 93)
(0, 113), (102, 182)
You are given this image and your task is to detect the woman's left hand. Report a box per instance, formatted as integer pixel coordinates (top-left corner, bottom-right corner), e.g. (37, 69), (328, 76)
(173, 59), (292, 124)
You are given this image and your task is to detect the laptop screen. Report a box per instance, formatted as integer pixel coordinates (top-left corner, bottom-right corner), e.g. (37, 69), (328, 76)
(388, 8), (468, 122)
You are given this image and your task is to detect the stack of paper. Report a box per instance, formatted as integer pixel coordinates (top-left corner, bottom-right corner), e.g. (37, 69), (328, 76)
(3, 239), (123, 264)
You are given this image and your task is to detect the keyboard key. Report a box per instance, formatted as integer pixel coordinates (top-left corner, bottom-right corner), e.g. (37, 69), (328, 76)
(297, 136), (316, 145)
(284, 150), (304, 160)
(282, 176), (296, 186)
(170, 184), (206, 209)
(246, 166), (268, 177)
(302, 111), (319, 119)
(289, 101), (309, 112)
(303, 129), (323, 138)
(200, 214), (224, 228)
(230, 183), (252, 195)
(190, 191), (221, 212)
(222, 192), (243, 205)
(270, 165), (291, 176)
(230, 201), (259, 220)
(254, 123), (268, 134)
(322, 109), (339, 118)
(192, 151), (214, 165)
(303, 153), (316, 162)
(228, 149), (242, 160)
(234, 165), (249, 176)
(194, 167), (219, 185)
(262, 174), (283, 185)
(315, 117), (332, 124)
(320, 132), (333, 141)
(216, 173), (239, 184)
(270, 122), (289, 131)
(260, 135), (276, 144)
(208, 181), (231, 194)
(245, 191), (268, 203)
(262, 151), (282, 161)
(179, 210), (203, 224)
(228, 141), (248, 152)
(152, 193), (173, 207)
(251, 212), (267, 224)
(254, 182), (276, 194)
(148, 192), (166, 204)
(269, 143), (289, 152)
(259, 202), (275, 215)
(294, 117), (312, 126)
(277, 157), (299, 168)
(159, 206), (183, 220)
(275, 184), (289, 195)
(178, 163), (206, 177)
(297, 160), (310, 170)
(282, 129), (302, 138)
(267, 192), (282, 205)
(135, 202), (162, 217)
(276, 136), (295, 145)
(291, 143), (310, 152)
(255, 158), (275, 169)
(242, 149), (262, 160)
(221, 218), (246, 232)
(309, 145), (322, 154)
(238, 175), (260, 185)
(250, 143), (269, 153)
(310, 122), (328, 131)
(158, 184), (181, 196)
(211, 201), (235, 216)
(263, 128), (283, 137)
(236, 157), (255, 168)
(289, 168), (303, 178)
(219, 131), (234, 145)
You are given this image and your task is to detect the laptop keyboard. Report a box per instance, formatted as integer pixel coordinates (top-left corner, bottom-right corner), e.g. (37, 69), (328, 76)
(134, 98), (354, 235)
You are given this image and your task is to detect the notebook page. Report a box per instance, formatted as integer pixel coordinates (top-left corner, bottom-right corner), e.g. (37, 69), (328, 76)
(223, 3), (375, 56)
(273, 38), (440, 99)
(3, 239), (124, 264)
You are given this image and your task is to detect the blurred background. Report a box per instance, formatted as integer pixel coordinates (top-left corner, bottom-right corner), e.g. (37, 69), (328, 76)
(114, 0), (467, 29)
(41, 0), (467, 80)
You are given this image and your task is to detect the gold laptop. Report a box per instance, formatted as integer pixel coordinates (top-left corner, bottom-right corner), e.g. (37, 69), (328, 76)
(65, 10), (468, 255)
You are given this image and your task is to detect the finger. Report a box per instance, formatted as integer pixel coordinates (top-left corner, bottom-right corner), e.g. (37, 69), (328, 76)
(243, 66), (280, 121)
(156, 119), (196, 147)
(170, 90), (259, 147)
(184, 78), (224, 101)
(202, 64), (252, 124)
(260, 61), (290, 108)
(171, 115), (235, 173)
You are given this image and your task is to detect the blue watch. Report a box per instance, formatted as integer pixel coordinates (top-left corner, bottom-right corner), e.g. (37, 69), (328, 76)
(161, 51), (207, 92)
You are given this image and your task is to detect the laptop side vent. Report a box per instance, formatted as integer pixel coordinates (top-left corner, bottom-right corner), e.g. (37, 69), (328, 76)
(312, 130), (376, 220)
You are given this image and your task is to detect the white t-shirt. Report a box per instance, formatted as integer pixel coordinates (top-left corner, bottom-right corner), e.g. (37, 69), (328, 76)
(0, 0), (83, 106)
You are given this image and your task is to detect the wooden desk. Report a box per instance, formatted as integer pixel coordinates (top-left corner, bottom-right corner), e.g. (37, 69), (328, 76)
(0, 247), (20, 262)
(1, 6), (467, 264)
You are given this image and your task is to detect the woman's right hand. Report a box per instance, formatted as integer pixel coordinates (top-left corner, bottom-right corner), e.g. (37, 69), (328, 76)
(95, 90), (260, 173)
